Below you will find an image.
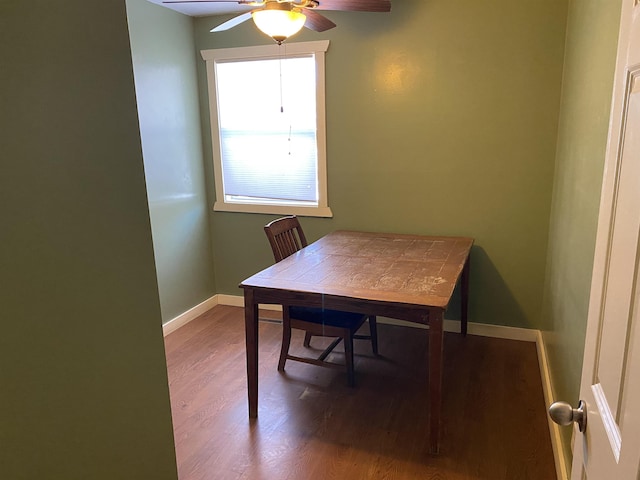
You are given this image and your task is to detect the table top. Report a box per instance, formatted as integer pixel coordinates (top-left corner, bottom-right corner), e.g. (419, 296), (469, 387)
(241, 230), (474, 309)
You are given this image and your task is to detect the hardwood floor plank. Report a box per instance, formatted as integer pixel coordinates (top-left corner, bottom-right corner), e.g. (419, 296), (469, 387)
(165, 305), (556, 480)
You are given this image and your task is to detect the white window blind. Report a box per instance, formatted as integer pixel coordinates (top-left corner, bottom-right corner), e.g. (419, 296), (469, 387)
(216, 56), (318, 205)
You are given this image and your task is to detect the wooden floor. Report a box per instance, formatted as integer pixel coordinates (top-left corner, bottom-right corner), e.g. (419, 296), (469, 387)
(164, 305), (556, 480)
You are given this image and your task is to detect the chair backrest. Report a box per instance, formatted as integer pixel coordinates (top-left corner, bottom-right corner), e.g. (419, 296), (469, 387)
(264, 215), (308, 263)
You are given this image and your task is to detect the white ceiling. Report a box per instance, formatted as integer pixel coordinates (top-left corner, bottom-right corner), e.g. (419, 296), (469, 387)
(147, 0), (252, 17)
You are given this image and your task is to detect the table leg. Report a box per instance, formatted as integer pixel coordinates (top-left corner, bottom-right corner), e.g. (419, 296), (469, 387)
(244, 289), (259, 418)
(461, 254), (470, 337)
(428, 309), (444, 454)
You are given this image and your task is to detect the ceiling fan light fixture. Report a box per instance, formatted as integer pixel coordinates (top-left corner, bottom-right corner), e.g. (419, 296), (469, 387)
(252, 7), (306, 44)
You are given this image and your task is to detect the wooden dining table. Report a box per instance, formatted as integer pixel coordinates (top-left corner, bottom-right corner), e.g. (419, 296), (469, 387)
(239, 230), (474, 454)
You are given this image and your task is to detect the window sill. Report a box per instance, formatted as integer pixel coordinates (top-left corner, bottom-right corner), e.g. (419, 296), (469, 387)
(213, 201), (333, 218)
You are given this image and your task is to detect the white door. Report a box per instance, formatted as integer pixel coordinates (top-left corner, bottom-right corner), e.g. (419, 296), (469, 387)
(569, 1), (640, 478)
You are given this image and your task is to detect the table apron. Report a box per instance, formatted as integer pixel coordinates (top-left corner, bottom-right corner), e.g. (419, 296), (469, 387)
(244, 287), (438, 325)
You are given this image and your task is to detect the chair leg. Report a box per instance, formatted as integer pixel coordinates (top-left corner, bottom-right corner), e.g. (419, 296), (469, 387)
(344, 333), (355, 387)
(278, 320), (292, 371)
(369, 316), (378, 355)
(303, 331), (313, 347)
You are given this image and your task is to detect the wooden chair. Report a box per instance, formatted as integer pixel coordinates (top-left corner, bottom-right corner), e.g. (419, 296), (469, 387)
(264, 215), (378, 387)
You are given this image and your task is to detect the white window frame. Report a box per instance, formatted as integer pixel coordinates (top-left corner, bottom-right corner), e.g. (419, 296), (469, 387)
(201, 40), (332, 218)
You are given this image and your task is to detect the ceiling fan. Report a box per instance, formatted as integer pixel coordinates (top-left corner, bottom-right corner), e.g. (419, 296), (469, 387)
(162, 0), (392, 44)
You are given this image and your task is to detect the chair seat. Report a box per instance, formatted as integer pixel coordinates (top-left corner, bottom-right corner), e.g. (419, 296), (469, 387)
(289, 306), (366, 330)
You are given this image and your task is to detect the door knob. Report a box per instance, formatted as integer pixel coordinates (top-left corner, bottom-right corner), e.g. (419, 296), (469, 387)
(549, 400), (587, 433)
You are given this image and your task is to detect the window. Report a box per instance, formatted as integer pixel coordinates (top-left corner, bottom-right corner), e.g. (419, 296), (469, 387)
(201, 41), (332, 217)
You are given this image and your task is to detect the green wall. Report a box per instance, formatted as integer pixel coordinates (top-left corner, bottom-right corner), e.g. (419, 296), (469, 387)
(195, 0), (568, 328)
(541, 0), (622, 468)
(0, 1), (178, 478)
(127, 0), (216, 324)
(0, 0), (620, 474)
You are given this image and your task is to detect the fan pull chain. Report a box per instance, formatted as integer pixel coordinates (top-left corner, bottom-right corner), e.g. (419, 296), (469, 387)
(277, 44), (292, 155)
(279, 43), (284, 113)
(281, 44), (292, 155)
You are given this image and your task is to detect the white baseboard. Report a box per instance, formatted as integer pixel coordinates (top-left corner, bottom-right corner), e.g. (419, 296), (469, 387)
(376, 316), (537, 342)
(536, 330), (569, 480)
(164, 293), (567, 479)
(162, 295), (219, 337)
(217, 295), (538, 341)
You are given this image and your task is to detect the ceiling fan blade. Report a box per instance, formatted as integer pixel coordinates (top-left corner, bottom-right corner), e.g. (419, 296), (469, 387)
(210, 11), (253, 32)
(163, 1), (258, 4)
(314, 0), (391, 12)
(303, 10), (336, 32)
